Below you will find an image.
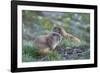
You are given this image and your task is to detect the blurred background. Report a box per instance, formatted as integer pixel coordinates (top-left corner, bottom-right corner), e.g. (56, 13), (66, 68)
(22, 10), (90, 62)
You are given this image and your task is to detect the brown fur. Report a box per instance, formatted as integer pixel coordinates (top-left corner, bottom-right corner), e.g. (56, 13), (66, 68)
(53, 26), (80, 43)
(33, 32), (62, 55)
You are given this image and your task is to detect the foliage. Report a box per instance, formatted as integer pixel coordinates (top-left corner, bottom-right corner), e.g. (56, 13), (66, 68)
(22, 10), (90, 62)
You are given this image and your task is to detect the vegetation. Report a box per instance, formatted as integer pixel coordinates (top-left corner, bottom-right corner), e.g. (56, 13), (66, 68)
(22, 10), (90, 62)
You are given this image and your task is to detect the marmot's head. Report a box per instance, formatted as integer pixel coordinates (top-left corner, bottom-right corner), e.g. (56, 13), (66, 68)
(52, 26), (61, 34)
(52, 26), (64, 36)
(47, 32), (62, 49)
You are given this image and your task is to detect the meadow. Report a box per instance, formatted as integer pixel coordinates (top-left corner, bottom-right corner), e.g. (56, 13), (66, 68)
(22, 10), (90, 62)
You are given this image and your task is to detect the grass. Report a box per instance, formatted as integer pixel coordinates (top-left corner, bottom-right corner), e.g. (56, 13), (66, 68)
(58, 38), (88, 48)
(22, 39), (90, 62)
(47, 50), (62, 61)
(22, 45), (62, 62)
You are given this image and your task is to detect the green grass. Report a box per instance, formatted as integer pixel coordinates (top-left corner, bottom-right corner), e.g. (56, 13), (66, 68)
(58, 38), (87, 48)
(22, 39), (89, 62)
(47, 50), (62, 61)
(22, 45), (40, 62)
(22, 45), (62, 62)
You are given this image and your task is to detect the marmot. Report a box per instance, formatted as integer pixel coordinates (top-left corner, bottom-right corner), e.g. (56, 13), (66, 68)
(52, 26), (80, 43)
(33, 32), (62, 55)
(24, 26), (80, 55)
